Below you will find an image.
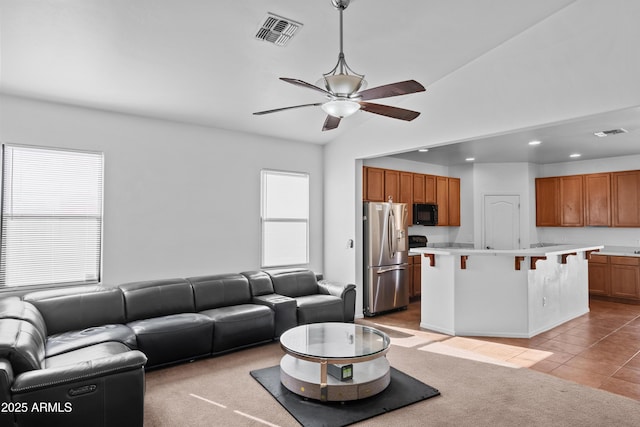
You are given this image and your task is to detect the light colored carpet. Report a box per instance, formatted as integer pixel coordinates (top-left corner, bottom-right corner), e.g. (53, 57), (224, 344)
(143, 341), (640, 427)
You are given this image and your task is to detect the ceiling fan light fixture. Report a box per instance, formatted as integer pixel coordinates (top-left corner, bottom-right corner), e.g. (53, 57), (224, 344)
(322, 74), (366, 96)
(321, 99), (361, 118)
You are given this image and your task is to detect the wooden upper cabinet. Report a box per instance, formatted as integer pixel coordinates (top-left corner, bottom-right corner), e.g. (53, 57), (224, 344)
(448, 177), (461, 226)
(559, 175), (584, 226)
(413, 174), (425, 203)
(612, 170), (640, 227)
(536, 177), (560, 226)
(436, 176), (449, 226)
(399, 172), (413, 224)
(399, 172), (413, 204)
(425, 175), (436, 203)
(585, 173), (611, 226)
(412, 173), (436, 202)
(363, 167), (385, 201)
(384, 169), (400, 203)
(362, 168), (460, 227)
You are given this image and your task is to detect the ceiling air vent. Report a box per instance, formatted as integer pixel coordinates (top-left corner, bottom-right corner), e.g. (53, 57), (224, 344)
(593, 128), (628, 137)
(255, 13), (302, 47)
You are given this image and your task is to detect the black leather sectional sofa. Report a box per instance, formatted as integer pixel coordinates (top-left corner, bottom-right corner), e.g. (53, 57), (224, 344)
(0, 269), (356, 427)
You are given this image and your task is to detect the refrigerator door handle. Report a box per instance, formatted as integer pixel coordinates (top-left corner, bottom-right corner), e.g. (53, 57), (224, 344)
(388, 208), (396, 257)
(376, 265), (407, 274)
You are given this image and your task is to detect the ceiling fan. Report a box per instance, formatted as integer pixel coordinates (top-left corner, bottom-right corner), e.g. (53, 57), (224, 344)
(254, 0), (426, 131)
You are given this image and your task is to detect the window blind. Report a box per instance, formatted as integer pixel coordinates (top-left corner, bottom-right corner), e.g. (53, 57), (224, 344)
(0, 145), (103, 288)
(261, 170), (309, 267)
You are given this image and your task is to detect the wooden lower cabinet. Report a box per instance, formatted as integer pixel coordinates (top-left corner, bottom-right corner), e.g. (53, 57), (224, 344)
(588, 255), (610, 296)
(588, 254), (640, 302)
(610, 256), (640, 300)
(408, 255), (421, 298)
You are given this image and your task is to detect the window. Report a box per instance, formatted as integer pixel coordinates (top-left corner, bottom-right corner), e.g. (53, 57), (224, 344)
(261, 170), (309, 267)
(0, 145), (103, 288)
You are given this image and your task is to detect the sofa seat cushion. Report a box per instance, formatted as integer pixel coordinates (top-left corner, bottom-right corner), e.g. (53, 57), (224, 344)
(45, 324), (137, 358)
(44, 341), (133, 369)
(127, 313), (213, 368)
(199, 304), (274, 354)
(295, 295), (344, 324)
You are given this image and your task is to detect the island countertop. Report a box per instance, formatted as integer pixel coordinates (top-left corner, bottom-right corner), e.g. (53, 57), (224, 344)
(411, 244), (604, 257)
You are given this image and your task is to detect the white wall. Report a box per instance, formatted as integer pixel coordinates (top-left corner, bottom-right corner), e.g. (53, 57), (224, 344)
(0, 94), (324, 287)
(324, 0), (640, 317)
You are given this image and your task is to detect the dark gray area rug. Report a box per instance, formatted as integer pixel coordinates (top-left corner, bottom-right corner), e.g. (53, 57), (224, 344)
(250, 365), (440, 427)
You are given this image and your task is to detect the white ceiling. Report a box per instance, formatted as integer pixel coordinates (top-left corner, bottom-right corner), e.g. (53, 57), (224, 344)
(2, 0), (639, 164)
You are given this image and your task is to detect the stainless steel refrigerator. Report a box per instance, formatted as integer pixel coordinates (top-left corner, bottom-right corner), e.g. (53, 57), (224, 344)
(363, 201), (409, 316)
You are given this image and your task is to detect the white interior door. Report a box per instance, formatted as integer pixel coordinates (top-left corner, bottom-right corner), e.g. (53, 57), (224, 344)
(483, 195), (520, 249)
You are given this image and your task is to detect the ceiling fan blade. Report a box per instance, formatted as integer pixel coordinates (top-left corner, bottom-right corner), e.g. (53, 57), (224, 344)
(280, 78), (333, 96)
(253, 103), (322, 115)
(357, 80), (426, 101)
(359, 102), (421, 121)
(322, 115), (341, 131)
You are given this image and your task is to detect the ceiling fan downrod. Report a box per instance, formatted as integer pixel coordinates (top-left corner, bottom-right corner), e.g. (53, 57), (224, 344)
(323, 0), (366, 97)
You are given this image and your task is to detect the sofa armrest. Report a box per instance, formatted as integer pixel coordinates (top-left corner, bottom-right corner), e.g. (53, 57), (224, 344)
(0, 359), (13, 427)
(11, 350), (147, 394)
(252, 294), (297, 337)
(318, 280), (357, 322)
(318, 280), (355, 298)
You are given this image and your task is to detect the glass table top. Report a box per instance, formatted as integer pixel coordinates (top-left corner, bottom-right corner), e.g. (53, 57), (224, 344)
(279, 323), (390, 360)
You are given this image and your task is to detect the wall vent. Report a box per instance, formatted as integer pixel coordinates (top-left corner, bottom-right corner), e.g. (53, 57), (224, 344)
(593, 128), (628, 137)
(255, 13), (302, 47)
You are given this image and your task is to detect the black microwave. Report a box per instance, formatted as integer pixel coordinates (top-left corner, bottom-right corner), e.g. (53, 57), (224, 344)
(413, 203), (438, 225)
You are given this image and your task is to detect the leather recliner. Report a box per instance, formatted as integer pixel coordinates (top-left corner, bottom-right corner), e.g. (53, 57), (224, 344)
(247, 269), (357, 325)
(0, 296), (146, 427)
(187, 273), (275, 353)
(118, 278), (214, 369)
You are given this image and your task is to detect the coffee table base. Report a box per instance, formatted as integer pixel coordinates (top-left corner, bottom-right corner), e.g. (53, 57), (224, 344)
(280, 354), (391, 401)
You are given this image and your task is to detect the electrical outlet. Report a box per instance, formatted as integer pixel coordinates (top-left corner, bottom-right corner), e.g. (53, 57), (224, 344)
(542, 297), (547, 307)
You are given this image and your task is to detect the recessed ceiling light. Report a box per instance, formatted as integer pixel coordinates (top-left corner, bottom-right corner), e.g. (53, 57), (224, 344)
(569, 153), (581, 158)
(465, 157), (475, 162)
(418, 148), (429, 152)
(528, 140), (542, 145)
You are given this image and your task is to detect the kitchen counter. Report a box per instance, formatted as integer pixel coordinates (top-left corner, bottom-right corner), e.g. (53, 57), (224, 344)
(596, 246), (640, 257)
(412, 244), (603, 338)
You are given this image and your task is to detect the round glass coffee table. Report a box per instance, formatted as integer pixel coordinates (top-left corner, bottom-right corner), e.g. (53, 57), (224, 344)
(279, 322), (391, 401)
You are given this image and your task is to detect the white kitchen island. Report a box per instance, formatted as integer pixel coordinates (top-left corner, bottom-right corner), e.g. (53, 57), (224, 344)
(412, 245), (603, 338)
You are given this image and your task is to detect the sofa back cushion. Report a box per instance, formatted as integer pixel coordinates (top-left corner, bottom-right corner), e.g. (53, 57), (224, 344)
(188, 274), (251, 311)
(0, 319), (45, 374)
(23, 286), (126, 336)
(268, 270), (319, 298)
(241, 271), (275, 297)
(0, 297), (48, 339)
(119, 278), (195, 322)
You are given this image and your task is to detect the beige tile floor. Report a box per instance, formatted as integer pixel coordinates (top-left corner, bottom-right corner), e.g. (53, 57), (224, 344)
(358, 298), (640, 401)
